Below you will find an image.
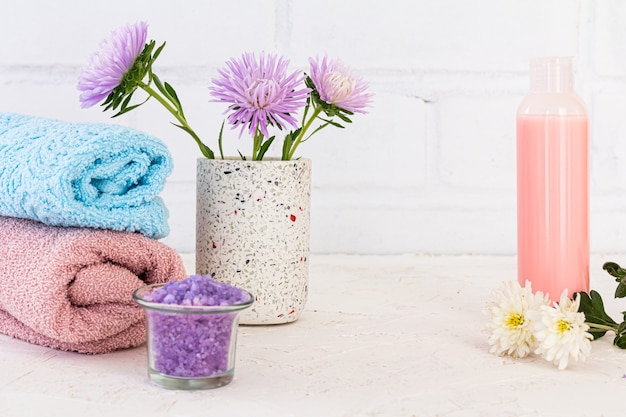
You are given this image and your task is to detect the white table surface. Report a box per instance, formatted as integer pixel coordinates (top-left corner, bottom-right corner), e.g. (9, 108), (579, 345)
(2, 253), (626, 417)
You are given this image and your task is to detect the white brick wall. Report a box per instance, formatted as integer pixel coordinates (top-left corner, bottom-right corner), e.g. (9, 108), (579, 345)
(2, 0), (626, 254)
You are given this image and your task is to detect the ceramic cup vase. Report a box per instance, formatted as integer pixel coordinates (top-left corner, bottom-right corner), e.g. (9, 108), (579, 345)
(196, 157), (311, 325)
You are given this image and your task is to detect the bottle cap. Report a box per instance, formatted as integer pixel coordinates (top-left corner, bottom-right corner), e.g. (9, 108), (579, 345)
(530, 57), (574, 93)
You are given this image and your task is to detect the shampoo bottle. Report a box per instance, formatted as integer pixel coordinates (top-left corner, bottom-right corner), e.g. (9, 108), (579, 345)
(516, 56), (589, 302)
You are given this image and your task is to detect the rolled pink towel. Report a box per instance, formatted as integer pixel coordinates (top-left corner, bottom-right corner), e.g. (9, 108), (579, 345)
(0, 216), (186, 354)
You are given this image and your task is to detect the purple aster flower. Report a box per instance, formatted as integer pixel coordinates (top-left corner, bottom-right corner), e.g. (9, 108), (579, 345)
(77, 21), (148, 108)
(308, 56), (373, 114)
(209, 52), (310, 138)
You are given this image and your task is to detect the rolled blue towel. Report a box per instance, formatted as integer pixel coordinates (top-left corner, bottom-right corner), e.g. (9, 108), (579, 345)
(0, 113), (173, 238)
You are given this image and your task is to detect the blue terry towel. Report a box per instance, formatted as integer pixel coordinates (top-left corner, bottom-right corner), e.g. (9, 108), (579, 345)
(0, 113), (173, 238)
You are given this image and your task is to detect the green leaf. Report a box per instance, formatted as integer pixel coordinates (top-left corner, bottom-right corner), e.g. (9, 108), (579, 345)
(119, 93), (134, 111)
(281, 128), (300, 160)
(319, 118), (344, 129)
(111, 93), (150, 117)
(304, 76), (315, 90)
(101, 91), (114, 107)
(164, 82), (184, 116)
(152, 73), (167, 96)
(102, 96), (115, 112)
(603, 261), (626, 278)
(172, 123), (214, 159)
(257, 136), (276, 160)
(576, 290), (618, 340)
(614, 334), (626, 349)
(603, 262), (626, 298)
(281, 132), (292, 160)
(152, 41), (166, 61)
(112, 103), (143, 117)
(164, 82), (179, 103)
(143, 40), (156, 57)
(300, 122), (330, 144)
(218, 120), (225, 160)
(335, 111), (353, 124)
(198, 142), (215, 159)
(301, 100), (311, 121)
(110, 93), (124, 110)
(615, 321), (626, 349)
(151, 75), (181, 114)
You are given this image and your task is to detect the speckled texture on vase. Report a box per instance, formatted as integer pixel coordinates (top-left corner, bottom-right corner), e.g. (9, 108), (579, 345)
(196, 157), (311, 325)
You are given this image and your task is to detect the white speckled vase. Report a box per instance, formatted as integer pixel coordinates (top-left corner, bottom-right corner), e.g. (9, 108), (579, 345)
(196, 157), (311, 325)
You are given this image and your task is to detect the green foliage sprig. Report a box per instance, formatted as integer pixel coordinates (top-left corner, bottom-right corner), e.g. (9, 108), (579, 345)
(576, 262), (626, 348)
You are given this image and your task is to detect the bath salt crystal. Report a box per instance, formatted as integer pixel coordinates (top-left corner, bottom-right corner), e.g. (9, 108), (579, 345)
(144, 274), (250, 306)
(143, 275), (250, 378)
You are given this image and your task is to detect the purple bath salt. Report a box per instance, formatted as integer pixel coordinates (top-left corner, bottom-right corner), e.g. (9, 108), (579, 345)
(143, 275), (251, 378)
(144, 274), (250, 306)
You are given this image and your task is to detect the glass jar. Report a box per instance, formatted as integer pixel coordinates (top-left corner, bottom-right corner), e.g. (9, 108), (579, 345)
(133, 283), (253, 390)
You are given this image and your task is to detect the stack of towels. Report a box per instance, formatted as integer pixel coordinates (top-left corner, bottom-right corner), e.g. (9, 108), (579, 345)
(0, 113), (186, 354)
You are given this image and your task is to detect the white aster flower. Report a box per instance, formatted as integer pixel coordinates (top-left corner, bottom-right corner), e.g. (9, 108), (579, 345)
(484, 280), (550, 358)
(533, 290), (593, 370)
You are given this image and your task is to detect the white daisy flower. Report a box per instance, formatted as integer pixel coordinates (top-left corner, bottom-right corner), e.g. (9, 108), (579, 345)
(484, 280), (550, 358)
(533, 290), (593, 370)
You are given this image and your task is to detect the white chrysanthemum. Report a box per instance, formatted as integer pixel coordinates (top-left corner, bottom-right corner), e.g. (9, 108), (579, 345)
(484, 280), (550, 358)
(533, 291), (593, 370)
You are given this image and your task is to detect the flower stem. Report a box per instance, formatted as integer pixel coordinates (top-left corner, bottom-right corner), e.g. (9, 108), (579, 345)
(252, 127), (263, 161)
(286, 106), (323, 160)
(586, 322), (618, 332)
(138, 81), (214, 159)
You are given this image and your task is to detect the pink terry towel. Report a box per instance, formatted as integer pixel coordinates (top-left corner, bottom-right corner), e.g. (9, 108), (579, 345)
(0, 216), (186, 354)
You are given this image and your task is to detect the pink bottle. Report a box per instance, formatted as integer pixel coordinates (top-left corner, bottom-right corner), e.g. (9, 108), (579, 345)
(516, 57), (589, 302)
